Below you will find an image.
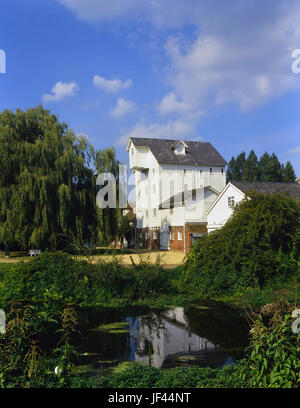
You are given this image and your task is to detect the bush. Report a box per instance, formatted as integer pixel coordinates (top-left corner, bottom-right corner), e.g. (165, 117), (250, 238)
(0, 251), (178, 306)
(97, 361), (243, 388)
(239, 300), (300, 388)
(181, 193), (300, 297)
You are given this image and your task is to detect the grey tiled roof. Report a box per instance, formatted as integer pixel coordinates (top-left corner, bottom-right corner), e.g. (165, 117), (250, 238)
(129, 137), (227, 166)
(232, 181), (300, 203)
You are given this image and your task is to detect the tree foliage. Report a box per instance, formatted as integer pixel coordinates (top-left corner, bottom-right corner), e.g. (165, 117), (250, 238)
(182, 193), (300, 296)
(0, 106), (97, 250)
(227, 151), (296, 183)
(94, 147), (121, 246)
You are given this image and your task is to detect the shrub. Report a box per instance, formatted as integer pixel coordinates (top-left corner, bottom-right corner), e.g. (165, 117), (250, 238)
(97, 362), (243, 388)
(182, 193), (300, 297)
(0, 251), (178, 306)
(238, 300), (300, 388)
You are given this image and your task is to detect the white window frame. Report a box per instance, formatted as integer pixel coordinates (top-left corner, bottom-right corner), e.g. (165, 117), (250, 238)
(178, 231), (183, 241)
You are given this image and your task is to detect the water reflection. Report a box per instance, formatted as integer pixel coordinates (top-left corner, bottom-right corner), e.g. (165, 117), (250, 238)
(131, 308), (218, 368)
(73, 302), (249, 373)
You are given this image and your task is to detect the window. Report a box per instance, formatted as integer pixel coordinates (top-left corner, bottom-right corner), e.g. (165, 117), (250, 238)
(210, 168), (212, 173)
(170, 231), (174, 241)
(138, 190), (141, 199)
(145, 232), (149, 240)
(199, 169), (202, 174)
(221, 168), (224, 174)
(153, 208), (157, 217)
(178, 231), (183, 241)
(153, 231), (157, 240)
(131, 148), (134, 156)
(184, 169), (186, 175)
(228, 196), (235, 208)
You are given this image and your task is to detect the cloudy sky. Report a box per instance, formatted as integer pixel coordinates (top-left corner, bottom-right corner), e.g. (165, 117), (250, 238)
(0, 0), (300, 174)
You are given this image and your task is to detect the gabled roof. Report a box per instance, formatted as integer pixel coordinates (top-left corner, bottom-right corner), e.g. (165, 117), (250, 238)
(231, 181), (300, 203)
(206, 180), (300, 216)
(128, 137), (227, 166)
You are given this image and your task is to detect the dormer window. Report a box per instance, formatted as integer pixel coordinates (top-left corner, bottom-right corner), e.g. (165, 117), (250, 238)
(173, 140), (188, 155)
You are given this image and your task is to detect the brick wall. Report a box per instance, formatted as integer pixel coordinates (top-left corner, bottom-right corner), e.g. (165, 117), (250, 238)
(185, 223), (208, 253)
(169, 226), (184, 251)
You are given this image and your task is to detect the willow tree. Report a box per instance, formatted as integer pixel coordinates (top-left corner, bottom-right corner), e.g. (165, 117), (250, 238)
(0, 106), (97, 250)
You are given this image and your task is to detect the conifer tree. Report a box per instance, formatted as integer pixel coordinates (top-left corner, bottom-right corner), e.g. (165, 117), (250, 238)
(258, 152), (282, 182)
(282, 161), (296, 183)
(242, 150), (258, 181)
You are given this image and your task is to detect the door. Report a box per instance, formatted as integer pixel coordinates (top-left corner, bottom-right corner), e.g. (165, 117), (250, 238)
(160, 231), (170, 250)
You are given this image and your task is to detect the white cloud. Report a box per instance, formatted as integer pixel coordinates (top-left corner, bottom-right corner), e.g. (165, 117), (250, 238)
(286, 146), (300, 154)
(60, 1), (300, 112)
(164, 20), (300, 111)
(158, 93), (190, 115)
(42, 81), (78, 103)
(117, 119), (198, 146)
(93, 75), (132, 92)
(109, 98), (136, 118)
(58, 0), (204, 26)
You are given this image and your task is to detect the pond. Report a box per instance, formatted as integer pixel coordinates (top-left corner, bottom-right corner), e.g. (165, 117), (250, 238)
(72, 300), (250, 374)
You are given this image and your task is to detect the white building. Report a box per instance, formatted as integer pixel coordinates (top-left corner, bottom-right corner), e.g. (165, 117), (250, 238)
(133, 307), (217, 369)
(127, 137), (227, 252)
(207, 180), (300, 234)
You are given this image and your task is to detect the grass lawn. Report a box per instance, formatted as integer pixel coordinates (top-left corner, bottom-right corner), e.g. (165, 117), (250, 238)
(85, 251), (186, 268)
(0, 250), (186, 268)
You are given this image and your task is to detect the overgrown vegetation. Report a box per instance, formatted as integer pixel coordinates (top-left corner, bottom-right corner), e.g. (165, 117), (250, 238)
(0, 252), (177, 307)
(182, 192), (300, 297)
(0, 302), (79, 388)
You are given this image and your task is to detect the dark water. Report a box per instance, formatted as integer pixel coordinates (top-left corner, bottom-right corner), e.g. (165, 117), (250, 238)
(71, 300), (250, 374)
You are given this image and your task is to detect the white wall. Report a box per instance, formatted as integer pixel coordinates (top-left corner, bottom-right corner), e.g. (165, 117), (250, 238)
(129, 140), (226, 230)
(207, 184), (245, 233)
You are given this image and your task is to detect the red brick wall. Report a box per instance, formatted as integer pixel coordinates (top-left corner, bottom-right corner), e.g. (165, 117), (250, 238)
(169, 226), (184, 252)
(185, 223), (208, 253)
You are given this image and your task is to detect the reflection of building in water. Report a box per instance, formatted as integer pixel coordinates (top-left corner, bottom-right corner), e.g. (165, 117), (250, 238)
(132, 307), (217, 369)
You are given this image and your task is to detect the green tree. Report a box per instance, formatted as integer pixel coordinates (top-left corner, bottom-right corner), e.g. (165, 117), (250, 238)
(227, 153), (246, 181)
(282, 161), (296, 183)
(242, 150), (258, 181)
(258, 152), (283, 182)
(118, 215), (132, 248)
(0, 106), (97, 250)
(94, 147), (121, 245)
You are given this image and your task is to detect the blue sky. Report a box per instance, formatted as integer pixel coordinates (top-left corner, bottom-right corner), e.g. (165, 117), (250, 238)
(0, 0), (300, 175)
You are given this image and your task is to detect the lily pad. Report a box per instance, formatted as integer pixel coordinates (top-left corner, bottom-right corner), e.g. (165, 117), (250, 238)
(91, 321), (129, 334)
